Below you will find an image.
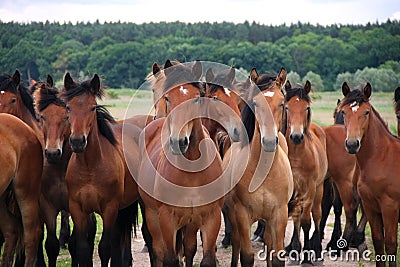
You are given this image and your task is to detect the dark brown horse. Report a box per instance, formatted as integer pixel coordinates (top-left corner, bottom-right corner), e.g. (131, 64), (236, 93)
(31, 76), (97, 267)
(340, 82), (400, 267)
(0, 112), (43, 267)
(394, 86), (400, 136)
(61, 73), (140, 267)
(282, 81), (328, 265)
(138, 61), (224, 266)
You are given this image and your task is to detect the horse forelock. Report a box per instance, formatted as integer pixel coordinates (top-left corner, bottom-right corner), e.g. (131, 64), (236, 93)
(285, 87), (311, 103)
(0, 74), (18, 94)
(62, 79), (104, 102)
(37, 87), (65, 112)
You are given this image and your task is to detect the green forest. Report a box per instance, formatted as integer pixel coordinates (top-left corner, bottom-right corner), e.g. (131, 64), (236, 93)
(0, 20), (399, 91)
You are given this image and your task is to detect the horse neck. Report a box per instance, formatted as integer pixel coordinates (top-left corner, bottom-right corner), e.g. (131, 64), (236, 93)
(356, 110), (393, 166)
(16, 98), (44, 144)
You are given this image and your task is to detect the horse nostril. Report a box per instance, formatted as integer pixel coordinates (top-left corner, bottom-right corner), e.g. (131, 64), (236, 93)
(275, 136), (279, 146)
(56, 149), (62, 157)
(181, 136), (189, 147)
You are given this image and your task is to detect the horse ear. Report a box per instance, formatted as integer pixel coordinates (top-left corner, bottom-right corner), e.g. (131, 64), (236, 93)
(304, 80), (311, 94)
(46, 74), (54, 87)
(91, 74), (101, 94)
(395, 87), (400, 103)
(163, 59), (174, 76)
(64, 72), (74, 90)
(12, 70), (21, 86)
(342, 82), (351, 97)
(276, 67), (287, 88)
(284, 80), (292, 92)
(192, 60), (202, 81)
(227, 67), (235, 84)
(249, 68), (259, 82)
(363, 83), (372, 100)
(152, 62), (161, 75)
(205, 68), (214, 83)
(337, 99), (341, 106)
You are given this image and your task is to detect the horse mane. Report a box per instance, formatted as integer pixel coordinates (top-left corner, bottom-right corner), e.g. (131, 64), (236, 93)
(333, 100), (344, 125)
(0, 73), (37, 120)
(241, 102), (256, 147)
(394, 98), (400, 113)
(282, 86), (312, 137)
(62, 79), (104, 102)
(96, 105), (117, 146)
(35, 84), (65, 112)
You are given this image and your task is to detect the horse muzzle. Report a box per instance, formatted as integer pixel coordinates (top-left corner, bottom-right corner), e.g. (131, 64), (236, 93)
(45, 148), (62, 163)
(69, 136), (87, 153)
(169, 136), (189, 155)
(262, 136), (278, 152)
(290, 133), (304, 145)
(345, 139), (360, 154)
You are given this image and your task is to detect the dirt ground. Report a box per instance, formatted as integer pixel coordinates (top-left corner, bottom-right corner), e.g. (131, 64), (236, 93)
(97, 214), (374, 267)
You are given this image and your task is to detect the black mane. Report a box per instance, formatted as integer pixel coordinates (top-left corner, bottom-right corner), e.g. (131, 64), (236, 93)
(62, 79), (104, 102)
(36, 85), (65, 112)
(285, 87), (311, 103)
(241, 102), (256, 147)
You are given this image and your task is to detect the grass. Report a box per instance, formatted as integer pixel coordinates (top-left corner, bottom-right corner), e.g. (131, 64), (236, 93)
(46, 90), (399, 265)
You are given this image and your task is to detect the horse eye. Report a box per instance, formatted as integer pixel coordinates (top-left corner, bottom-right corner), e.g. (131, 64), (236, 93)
(280, 103), (284, 109)
(164, 96), (170, 103)
(91, 106), (96, 112)
(64, 115), (69, 121)
(194, 97), (200, 104)
(66, 106), (71, 113)
(365, 110), (370, 115)
(306, 107), (311, 112)
(10, 98), (17, 104)
(40, 115), (45, 121)
(213, 96), (218, 102)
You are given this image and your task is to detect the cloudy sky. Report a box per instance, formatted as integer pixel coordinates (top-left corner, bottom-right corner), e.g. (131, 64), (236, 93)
(1, 0), (399, 25)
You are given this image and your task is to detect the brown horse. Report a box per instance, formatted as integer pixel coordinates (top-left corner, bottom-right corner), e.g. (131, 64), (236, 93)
(61, 73), (140, 267)
(339, 82), (400, 267)
(0, 113), (43, 267)
(223, 79), (293, 267)
(320, 98), (368, 253)
(31, 77), (97, 267)
(138, 61), (224, 267)
(282, 80), (328, 264)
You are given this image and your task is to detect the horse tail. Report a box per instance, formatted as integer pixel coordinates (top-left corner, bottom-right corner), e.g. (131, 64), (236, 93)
(4, 185), (24, 265)
(115, 201), (139, 267)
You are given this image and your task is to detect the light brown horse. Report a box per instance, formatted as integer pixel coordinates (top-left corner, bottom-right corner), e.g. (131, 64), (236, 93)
(138, 61), (224, 267)
(340, 82), (400, 267)
(282, 81), (328, 265)
(0, 112), (43, 267)
(223, 77), (293, 267)
(61, 73), (140, 267)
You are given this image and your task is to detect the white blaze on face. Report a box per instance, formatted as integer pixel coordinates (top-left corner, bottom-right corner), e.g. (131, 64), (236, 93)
(223, 87), (231, 97)
(350, 101), (359, 112)
(0, 91), (4, 94)
(296, 97), (300, 102)
(179, 86), (188, 95)
(264, 91), (275, 98)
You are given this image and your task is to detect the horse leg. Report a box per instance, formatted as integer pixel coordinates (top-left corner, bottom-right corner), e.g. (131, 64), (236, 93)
(145, 207), (164, 267)
(310, 183), (324, 264)
(59, 210), (70, 249)
(139, 200), (154, 261)
(183, 224), (198, 267)
(220, 203), (232, 247)
(69, 201), (91, 267)
(41, 204), (60, 267)
(0, 195), (21, 267)
(285, 203), (302, 264)
(158, 210), (180, 267)
(326, 184), (343, 253)
(265, 204), (288, 267)
(227, 205), (241, 267)
(300, 202), (313, 265)
(69, 226), (78, 267)
(99, 203), (119, 267)
(88, 213), (97, 266)
(199, 207), (221, 267)
(234, 204), (253, 267)
(351, 203), (368, 252)
(319, 177), (333, 241)
(381, 205), (399, 267)
(362, 203), (385, 267)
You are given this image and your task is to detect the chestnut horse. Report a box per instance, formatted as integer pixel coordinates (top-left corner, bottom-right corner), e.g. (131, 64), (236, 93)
(0, 113), (43, 267)
(282, 81), (328, 264)
(61, 73), (140, 267)
(223, 79), (293, 267)
(340, 82), (400, 267)
(30, 77), (97, 267)
(138, 61), (224, 266)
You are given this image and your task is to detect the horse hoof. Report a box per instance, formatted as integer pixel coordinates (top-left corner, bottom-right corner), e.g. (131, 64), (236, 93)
(357, 242), (368, 253)
(300, 263), (314, 267)
(287, 259), (301, 266)
(312, 259), (324, 266)
(140, 245), (148, 253)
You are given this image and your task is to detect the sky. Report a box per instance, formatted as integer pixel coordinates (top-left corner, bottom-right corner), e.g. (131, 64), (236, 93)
(0, 0), (399, 26)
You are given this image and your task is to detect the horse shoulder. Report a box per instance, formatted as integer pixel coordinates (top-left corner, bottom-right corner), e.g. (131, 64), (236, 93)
(278, 131), (288, 155)
(310, 122), (327, 152)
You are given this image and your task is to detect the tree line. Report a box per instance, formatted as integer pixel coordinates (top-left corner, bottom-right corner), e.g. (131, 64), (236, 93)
(0, 19), (399, 91)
